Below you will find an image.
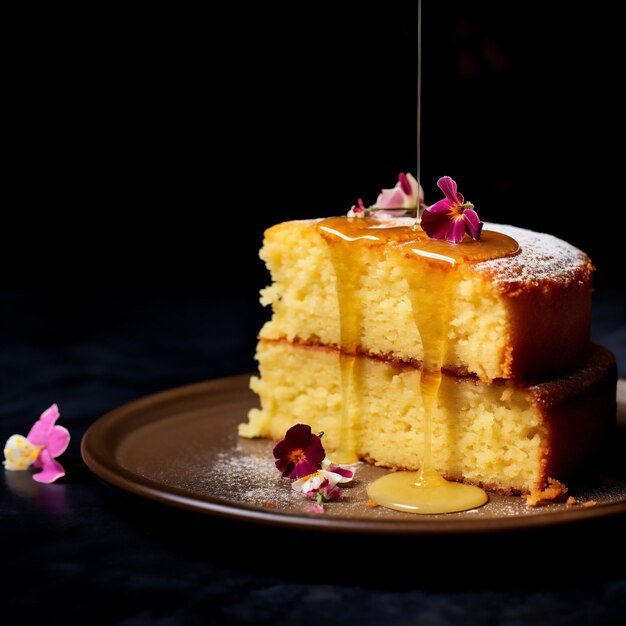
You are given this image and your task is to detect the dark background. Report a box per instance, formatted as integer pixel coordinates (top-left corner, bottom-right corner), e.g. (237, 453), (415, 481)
(4, 2), (623, 294)
(2, 3), (625, 625)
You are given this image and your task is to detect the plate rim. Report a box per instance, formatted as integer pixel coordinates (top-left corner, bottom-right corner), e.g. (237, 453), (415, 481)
(81, 375), (626, 535)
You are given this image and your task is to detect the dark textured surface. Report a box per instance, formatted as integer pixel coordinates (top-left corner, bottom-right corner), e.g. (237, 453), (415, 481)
(1, 287), (625, 625)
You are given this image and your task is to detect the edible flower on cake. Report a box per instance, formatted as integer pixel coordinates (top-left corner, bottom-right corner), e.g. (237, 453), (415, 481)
(421, 176), (483, 243)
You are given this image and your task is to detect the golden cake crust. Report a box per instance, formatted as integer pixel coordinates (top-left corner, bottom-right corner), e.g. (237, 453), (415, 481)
(470, 223), (594, 381)
(533, 345), (617, 487)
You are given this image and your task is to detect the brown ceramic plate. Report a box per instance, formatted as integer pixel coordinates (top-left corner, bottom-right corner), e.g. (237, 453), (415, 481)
(81, 376), (626, 534)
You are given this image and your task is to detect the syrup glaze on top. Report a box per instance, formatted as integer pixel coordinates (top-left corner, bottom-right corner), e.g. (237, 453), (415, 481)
(317, 215), (519, 514)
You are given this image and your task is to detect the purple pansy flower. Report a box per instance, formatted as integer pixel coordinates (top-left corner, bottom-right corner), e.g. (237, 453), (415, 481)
(273, 424), (326, 479)
(420, 176), (483, 244)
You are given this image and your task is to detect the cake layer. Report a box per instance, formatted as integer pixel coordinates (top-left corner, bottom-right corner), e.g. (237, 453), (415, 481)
(240, 340), (616, 494)
(258, 219), (593, 382)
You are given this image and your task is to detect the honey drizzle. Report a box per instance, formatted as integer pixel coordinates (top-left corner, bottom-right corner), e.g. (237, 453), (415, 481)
(405, 259), (452, 484)
(323, 229), (362, 464)
(317, 216), (518, 514)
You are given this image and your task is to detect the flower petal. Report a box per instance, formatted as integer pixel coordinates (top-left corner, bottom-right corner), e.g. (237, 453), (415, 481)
(423, 198), (453, 214)
(347, 198), (366, 218)
(3, 435), (40, 471)
(375, 187), (406, 209)
(463, 209), (483, 240)
(45, 426), (70, 458)
(306, 477), (331, 499)
(293, 458), (321, 479)
(32, 448), (65, 483)
(398, 172), (412, 195)
(303, 434), (325, 466)
(420, 208), (451, 236)
(318, 470), (348, 489)
(307, 503), (325, 514)
(283, 423), (312, 448)
(323, 457), (360, 472)
(421, 210), (467, 243)
(292, 479), (307, 492)
(403, 173), (425, 203)
(325, 464), (354, 481)
(437, 176), (464, 205)
(448, 218), (468, 244)
(272, 438), (291, 459)
(274, 456), (295, 477)
(293, 469), (348, 493)
(27, 404), (60, 446)
(292, 471), (324, 493)
(3, 458), (30, 471)
(324, 486), (341, 501)
(376, 173), (423, 209)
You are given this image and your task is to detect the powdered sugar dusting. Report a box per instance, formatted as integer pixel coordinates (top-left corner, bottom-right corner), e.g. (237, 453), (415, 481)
(475, 222), (591, 289)
(198, 437), (626, 524)
(209, 442), (302, 508)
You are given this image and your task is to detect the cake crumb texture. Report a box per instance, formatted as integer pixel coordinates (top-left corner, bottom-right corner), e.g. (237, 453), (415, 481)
(241, 340), (616, 494)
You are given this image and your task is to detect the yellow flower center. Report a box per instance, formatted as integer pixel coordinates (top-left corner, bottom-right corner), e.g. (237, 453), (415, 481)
(288, 448), (305, 464)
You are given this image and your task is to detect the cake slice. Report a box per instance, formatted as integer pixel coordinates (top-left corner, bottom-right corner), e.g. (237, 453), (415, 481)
(240, 213), (616, 495)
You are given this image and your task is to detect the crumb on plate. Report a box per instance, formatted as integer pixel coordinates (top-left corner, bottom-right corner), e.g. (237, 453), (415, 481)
(524, 477), (568, 507)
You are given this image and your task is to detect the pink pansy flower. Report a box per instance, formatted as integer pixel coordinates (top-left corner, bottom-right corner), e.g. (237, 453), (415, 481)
(376, 172), (425, 209)
(273, 424), (326, 479)
(420, 176), (483, 244)
(3, 404), (70, 483)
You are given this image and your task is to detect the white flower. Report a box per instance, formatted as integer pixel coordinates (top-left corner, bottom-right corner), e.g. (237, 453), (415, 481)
(3, 435), (41, 471)
(292, 463), (356, 503)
